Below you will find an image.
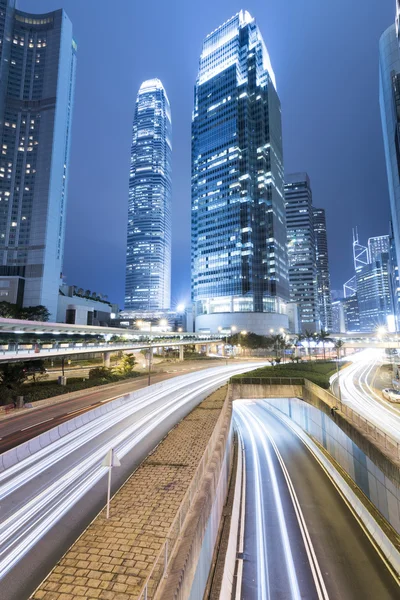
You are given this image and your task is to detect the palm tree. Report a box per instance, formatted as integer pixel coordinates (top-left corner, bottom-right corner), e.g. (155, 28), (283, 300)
(318, 329), (331, 361)
(304, 330), (315, 361)
(294, 333), (305, 360)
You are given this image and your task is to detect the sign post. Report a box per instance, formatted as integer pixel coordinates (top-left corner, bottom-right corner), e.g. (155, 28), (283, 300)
(102, 448), (121, 519)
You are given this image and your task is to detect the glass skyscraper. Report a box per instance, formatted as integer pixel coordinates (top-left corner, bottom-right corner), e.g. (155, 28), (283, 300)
(0, 1), (76, 319)
(313, 208), (333, 331)
(125, 79), (172, 311)
(191, 11), (289, 334)
(285, 173), (319, 333)
(379, 9), (400, 324)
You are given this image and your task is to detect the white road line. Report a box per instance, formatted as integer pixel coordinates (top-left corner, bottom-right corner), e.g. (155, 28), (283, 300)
(253, 407), (329, 600)
(21, 418), (54, 431)
(66, 407), (90, 416)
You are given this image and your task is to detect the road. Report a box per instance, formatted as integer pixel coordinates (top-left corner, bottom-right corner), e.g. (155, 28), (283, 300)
(0, 359), (228, 453)
(335, 350), (400, 441)
(0, 362), (261, 600)
(234, 400), (399, 599)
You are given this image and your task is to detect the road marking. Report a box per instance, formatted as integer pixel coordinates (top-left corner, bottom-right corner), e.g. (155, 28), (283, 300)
(262, 404), (400, 587)
(100, 394), (125, 404)
(21, 417), (54, 431)
(66, 407), (90, 416)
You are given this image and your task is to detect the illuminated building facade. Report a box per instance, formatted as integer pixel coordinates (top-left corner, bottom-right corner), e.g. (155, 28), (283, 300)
(285, 173), (319, 333)
(313, 208), (333, 330)
(368, 235), (390, 263)
(356, 253), (393, 331)
(0, 1), (76, 318)
(191, 11), (289, 334)
(125, 79), (172, 311)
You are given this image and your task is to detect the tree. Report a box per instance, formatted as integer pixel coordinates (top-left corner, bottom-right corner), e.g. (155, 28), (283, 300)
(0, 301), (18, 318)
(113, 353), (136, 376)
(0, 301), (50, 322)
(318, 329), (331, 360)
(304, 330), (315, 361)
(89, 366), (113, 380)
(19, 305), (50, 322)
(0, 363), (28, 404)
(334, 339), (344, 360)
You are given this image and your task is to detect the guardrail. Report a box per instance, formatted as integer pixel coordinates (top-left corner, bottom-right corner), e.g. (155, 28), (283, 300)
(137, 389), (230, 600)
(230, 376), (305, 386)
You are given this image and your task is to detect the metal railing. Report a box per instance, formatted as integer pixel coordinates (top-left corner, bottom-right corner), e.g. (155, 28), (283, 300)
(137, 393), (229, 600)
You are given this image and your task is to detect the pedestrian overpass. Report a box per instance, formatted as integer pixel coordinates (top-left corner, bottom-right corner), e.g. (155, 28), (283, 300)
(0, 318), (224, 363)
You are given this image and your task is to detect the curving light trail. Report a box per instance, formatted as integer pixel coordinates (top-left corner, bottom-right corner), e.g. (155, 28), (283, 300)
(0, 363), (262, 581)
(235, 401), (329, 600)
(338, 350), (400, 441)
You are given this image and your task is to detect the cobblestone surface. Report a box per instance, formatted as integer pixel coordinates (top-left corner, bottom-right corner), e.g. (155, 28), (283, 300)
(30, 386), (227, 600)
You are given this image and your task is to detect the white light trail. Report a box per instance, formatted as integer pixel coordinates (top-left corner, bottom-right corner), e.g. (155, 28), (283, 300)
(0, 364), (263, 580)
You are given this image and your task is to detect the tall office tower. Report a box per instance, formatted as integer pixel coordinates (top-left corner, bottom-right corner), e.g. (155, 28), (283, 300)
(285, 173), (319, 333)
(368, 235), (390, 263)
(313, 207), (333, 330)
(0, 2), (76, 319)
(331, 300), (345, 333)
(191, 11), (289, 334)
(356, 253), (393, 331)
(125, 79), (172, 312)
(379, 14), (400, 281)
(342, 295), (360, 332)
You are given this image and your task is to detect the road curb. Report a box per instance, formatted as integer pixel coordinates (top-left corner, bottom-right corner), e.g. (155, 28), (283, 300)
(264, 405), (400, 579)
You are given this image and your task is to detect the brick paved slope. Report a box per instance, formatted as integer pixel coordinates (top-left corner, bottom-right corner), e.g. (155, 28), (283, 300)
(30, 386), (227, 600)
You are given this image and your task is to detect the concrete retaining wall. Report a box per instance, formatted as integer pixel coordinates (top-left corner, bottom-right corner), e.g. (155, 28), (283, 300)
(0, 376), (194, 473)
(232, 382), (400, 535)
(156, 389), (234, 600)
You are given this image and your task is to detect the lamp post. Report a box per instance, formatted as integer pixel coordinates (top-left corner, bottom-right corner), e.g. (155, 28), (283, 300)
(147, 323), (152, 386)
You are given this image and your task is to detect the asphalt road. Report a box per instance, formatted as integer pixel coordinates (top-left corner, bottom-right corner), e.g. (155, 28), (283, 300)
(0, 360), (228, 453)
(337, 350), (400, 441)
(234, 400), (399, 600)
(0, 362), (262, 600)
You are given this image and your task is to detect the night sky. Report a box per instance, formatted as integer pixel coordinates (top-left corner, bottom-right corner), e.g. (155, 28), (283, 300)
(20, 0), (395, 307)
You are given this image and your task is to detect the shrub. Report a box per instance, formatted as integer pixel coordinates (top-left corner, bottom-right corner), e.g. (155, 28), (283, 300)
(89, 366), (113, 380)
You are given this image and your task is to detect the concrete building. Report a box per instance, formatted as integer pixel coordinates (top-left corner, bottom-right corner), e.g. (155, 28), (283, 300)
(57, 285), (113, 326)
(285, 173), (319, 333)
(0, 1), (76, 319)
(313, 207), (333, 330)
(125, 79), (172, 312)
(191, 11), (290, 335)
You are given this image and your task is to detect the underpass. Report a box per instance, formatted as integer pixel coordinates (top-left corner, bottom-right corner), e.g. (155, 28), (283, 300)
(234, 400), (400, 599)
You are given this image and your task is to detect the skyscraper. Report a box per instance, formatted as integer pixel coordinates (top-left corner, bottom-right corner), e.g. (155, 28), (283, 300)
(379, 15), (400, 281)
(368, 235), (390, 263)
(125, 79), (172, 312)
(285, 173), (319, 333)
(313, 207), (333, 331)
(356, 252), (393, 331)
(0, 1), (76, 319)
(191, 11), (289, 334)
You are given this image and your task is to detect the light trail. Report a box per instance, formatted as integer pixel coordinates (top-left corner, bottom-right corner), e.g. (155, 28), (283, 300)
(338, 350), (400, 441)
(235, 402), (328, 600)
(0, 364), (262, 581)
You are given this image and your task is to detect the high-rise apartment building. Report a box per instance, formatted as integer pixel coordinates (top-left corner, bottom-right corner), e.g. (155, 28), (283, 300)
(285, 173), (319, 333)
(0, 1), (76, 319)
(191, 11), (289, 334)
(368, 235), (390, 263)
(125, 79), (172, 312)
(313, 207), (333, 330)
